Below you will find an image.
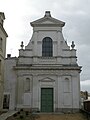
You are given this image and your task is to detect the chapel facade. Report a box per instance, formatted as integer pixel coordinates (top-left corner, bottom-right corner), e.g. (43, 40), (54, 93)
(4, 11), (81, 113)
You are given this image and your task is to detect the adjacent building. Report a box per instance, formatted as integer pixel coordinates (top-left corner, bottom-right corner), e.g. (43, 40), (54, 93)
(0, 12), (8, 110)
(4, 11), (81, 113)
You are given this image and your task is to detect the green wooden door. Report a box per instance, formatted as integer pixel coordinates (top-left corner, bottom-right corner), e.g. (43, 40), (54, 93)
(41, 88), (53, 112)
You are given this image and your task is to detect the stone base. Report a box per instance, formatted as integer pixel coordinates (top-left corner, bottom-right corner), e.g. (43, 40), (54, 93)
(16, 107), (39, 112)
(55, 108), (80, 113)
(16, 106), (80, 113)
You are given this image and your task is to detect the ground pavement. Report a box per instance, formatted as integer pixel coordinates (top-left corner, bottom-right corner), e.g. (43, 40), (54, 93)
(0, 111), (87, 120)
(37, 113), (87, 120)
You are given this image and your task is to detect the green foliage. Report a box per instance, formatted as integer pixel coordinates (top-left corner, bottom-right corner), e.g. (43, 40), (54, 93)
(13, 113), (17, 117)
(19, 115), (24, 119)
(25, 111), (29, 116)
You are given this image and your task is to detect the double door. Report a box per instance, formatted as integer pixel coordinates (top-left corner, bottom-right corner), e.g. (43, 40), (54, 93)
(41, 88), (53, 112)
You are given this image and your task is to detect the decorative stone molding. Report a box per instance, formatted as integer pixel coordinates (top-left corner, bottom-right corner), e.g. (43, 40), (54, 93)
(39, 77), (55, 82)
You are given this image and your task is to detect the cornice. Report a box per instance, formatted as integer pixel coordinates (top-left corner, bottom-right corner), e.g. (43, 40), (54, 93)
(14, 65), (82, 71)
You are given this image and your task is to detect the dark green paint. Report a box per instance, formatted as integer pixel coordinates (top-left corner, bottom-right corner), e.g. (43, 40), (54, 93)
(41, 88), (53, 112)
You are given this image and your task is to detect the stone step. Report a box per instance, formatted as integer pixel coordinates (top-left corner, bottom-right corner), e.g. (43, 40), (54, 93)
(0, 111), (17, 120)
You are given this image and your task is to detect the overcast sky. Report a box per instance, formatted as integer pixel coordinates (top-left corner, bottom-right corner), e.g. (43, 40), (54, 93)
(0, 0), (90, 92)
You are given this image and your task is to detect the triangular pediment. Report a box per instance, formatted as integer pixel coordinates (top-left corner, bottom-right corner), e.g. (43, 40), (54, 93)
(39, 77), (55, 82)
(41, 20), (54, 24)
(30, 11), (65, 27)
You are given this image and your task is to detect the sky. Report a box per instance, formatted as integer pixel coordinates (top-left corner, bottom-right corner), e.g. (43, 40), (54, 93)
(0, 0), (90, 92)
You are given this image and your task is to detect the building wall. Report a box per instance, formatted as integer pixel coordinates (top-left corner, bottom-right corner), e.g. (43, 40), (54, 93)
(0, 12), (8, 110)
(4, 60), (81, 112)
(4, 57), (17, 110)
(13, 69), (80, 112)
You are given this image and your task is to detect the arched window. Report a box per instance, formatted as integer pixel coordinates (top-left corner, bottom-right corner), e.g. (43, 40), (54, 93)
(42, 37), (53, 57)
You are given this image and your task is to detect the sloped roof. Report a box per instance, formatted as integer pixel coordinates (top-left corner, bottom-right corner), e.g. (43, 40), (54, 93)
(30, 11), (65, 27)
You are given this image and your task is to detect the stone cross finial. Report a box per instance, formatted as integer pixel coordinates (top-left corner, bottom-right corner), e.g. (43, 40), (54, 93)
(20, 41), (24, 49)
(71, 41), (75, 49)
(45, 11), (51, 17)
